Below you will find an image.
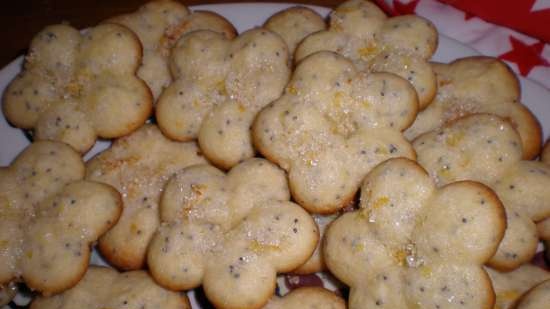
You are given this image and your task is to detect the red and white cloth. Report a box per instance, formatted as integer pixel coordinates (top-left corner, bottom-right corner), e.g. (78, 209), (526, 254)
(374, 0), (550, 89)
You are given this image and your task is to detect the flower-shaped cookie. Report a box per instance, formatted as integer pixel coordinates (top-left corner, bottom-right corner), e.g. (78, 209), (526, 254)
(108, 0), (236, 100)
(86, 124), (206, 270)
(253, 51), (417, 213)
(3, 23), (153, 153)
(264, 6), (326, 56)
(30, 266), (190, 309)
(414, 114), (550, 270)
(514, 279), (550, 309)
(486, 264), (550, 309)
(406, 56), (541, 159)
(295, 0), (438, 108)
(156, 28), (290, 169)
(324, 158), (506, 309)
(263, 287), (345, 309)
(0, 141), (121, 295)
(147, 158), (318, 309)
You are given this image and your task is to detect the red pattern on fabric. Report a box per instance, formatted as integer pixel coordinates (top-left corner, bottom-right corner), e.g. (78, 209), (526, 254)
(439, 0), (550, 42)
(393, 0), (420, 15)
(499, 36), (549, 76)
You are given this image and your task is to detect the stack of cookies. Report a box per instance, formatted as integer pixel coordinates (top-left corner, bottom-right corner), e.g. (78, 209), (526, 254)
(1, 1), (549, 308)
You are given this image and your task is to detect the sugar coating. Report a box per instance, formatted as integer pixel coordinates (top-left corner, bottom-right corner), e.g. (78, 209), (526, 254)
(30, 266), (190, 309)
(3, 24), (152, 153)
(108, 0), (236, 100)
(0, 141), (121, 295)
(414, 114), (550, 270)
(156, 28), (290, 169)
(85, 125), (206, 270)
(147, 158), (318, 309)
(515, 279), (550, 309)
(264, 6), (326, 56)
(406, 56), (541, 159)
(253, 51), (417, 213)
(486, 264), (550, 309)
(324, 158), (506, 309)
(295, 0), (438, 109)
(263, 287), (345, 309)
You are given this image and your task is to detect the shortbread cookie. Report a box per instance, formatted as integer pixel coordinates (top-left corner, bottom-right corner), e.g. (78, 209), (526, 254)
(295, 0), (438, 108)
(0, 141), (121, 295)
(406, 57), (541, 159)
(324, 158), (505, 309)
(147, 158), (318, 309)
(264, 6), (326, 56)
(3, 23), (152, 153)
(539, 140), (550, 259)
(108, 0), (236, 100)
(263, 287), (345, 309)
(86, 125), (206, 270)
(253, 51), (417, 213)
(486, 264), (550, 309)
(30, 266), (190, 309)
(156, 28), (290, 169)
(514, 279), (550, 309)
(414, 114), (550, 270)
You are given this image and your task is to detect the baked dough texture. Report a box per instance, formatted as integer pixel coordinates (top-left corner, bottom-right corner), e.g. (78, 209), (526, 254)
(514, 279), (550, 309)
(324, 158), (506, 309)
(263, 287), (345, 309)
(3, 23), (152, 153)
(108, 0), (237, 100)
(0, 141), (121, 295)
(253, 51), (418, 213)
(406, 57), (541, 159)
(147, 158), (318, 309)
(30, 266), (190, 309)
(86, 124), (206, 270)
(295, 0), (438, 109)
(156, 28), (290, 169)
(414, 114), (550, 270)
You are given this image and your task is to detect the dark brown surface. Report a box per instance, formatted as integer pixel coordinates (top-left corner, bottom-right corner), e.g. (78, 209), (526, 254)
(0, 0), (342, 68)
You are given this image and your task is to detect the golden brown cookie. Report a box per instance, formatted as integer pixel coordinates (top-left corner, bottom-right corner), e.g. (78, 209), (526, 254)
(0, 141), (121, 295)
(514, 279), (550, 309)
(107, 0), (236, 100)
(156, 28), (290, 169)
(263, 287), (345, 309)
(324, 158), (506, 309)
(264, 6), (326, 57)
(406, 57), (541, 159)
(30, 266), (190, 309)
(295, 0), (438, 109)
(253, 51), (417, 213)
(147, 158), (318, 309)
(86, 124), (206, 270)
(3, 23), (152, 153)
(486, 264), (550, 309)
(414, 114), (550, 270)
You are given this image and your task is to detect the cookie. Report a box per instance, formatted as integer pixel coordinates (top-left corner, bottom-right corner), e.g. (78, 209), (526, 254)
(3, 23), (152, 153)
(0, 141), (121, 295)
(324, 158), (506, 309)
(486, 264), (550, 309)
(30, 266), (190, 309)
(413, 114), (550, 270)
(253, 51), (417, 213)
(263, 287), (345, 309)
(156, 28), (290, 169)
(86, 124), (206, 270)
(295, 0), (438, 109)
(514, 279), (550, 309)
(147, 158), (318, 309)
(264, 6), (326, 57)
(107, 0), (236, 100)
(405, 57), (541, 159)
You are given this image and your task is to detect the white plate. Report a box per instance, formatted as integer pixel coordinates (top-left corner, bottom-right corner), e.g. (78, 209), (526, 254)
(1, 3), (550, 308)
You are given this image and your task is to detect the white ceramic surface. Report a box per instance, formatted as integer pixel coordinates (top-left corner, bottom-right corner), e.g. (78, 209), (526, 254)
(1, 3), (549, 308)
